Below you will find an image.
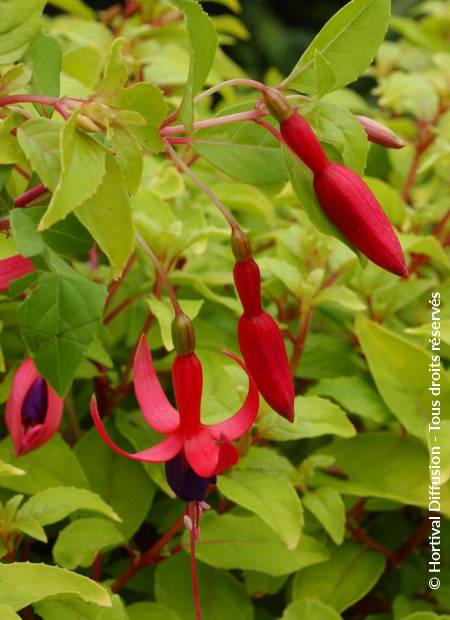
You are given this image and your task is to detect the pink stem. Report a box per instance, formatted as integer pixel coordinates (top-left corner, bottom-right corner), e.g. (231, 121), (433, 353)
(254, 118), (282, 142)
(162, 109), (266, 136)
(193, 78), (267, 104)
(0, 95), (70, 120)
(14, 183), (47, 208)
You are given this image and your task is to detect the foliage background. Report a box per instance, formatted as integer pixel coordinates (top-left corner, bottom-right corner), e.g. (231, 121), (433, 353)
(0, 0), (449, 619)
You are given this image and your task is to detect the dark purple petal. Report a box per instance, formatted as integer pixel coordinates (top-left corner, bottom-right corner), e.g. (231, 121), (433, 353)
(21, 377), (47, 426)
(165, 453), (215, 502)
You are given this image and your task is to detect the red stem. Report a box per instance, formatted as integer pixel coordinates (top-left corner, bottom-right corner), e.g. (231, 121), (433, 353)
(104, 254), (136, 311)
(14, 183), (47, 208)
(190, 524), (203, 620)
(111, 514), (185, 592)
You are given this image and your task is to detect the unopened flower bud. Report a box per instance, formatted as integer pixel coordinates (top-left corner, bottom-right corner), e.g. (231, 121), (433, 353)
(263, 88), (293, 123)
(231, 228), (252, 262)
(171, 313), (196, 355)
(357, 116), (405, 149)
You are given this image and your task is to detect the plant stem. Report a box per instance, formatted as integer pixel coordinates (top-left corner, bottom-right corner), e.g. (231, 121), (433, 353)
(104, 254), (136, 311)
(111, 513), (185, 592)
(162, 109), (266, 136)
(135, 233), (183, 315)
(14, 183), (47, 208)
(193, 78), (267, 104)
(164, 139), (238, 231)
(190, 522), (203, 620)
(0, 95), (70, 120)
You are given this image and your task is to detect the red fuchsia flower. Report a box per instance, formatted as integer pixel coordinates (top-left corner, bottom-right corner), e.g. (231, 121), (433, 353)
(232, 230), (295, 422)
(263, 89), (408, 278)
(356, 116), (405, 150)
(0, 255), (34, 292)
(6, 359), (64, 456)
(90, 318), (259, 493)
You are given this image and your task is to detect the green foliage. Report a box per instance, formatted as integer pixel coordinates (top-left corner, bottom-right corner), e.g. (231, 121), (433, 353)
(0, 0), (448, 618)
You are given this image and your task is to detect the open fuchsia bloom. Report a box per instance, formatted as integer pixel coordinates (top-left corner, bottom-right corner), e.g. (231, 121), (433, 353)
(0, 255), (35, 292)
(90, 319), (259, 500)
(232, 230), (295, 422)
(263, 89), (408, 278)
(6, 359), (64, 455)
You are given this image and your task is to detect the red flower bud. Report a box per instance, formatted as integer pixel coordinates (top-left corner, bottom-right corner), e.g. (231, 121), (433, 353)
(0, 255), (34, 291)
(233, 258), (262, 316)
(313, 163), (408, 277)
(237, 311), (295, 422)
(280, 113), (329, 174)
(6, 359), (64, 455)
(357, 116), (405, 149)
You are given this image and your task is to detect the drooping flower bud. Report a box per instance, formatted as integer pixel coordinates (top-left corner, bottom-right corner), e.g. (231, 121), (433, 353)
(0, 255), (34, 292)
(232, 229), (295, 421)
(6, 359), (64, 455)
(357, 116), (405, 149)
(237, 312), (295, 422)
(314, 163), (408, 277)
(262, 89), (407, 277)
(165, 452), (216, 501)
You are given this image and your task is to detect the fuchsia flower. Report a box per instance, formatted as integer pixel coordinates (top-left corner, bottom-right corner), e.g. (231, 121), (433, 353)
(0, 255), (34, 291)
(232, 230), (295, 422)
(6, 359), (64, 455)
(90, 333), (259, 483)
(357, 115), (405, 150)
(263, 89), (408, 277)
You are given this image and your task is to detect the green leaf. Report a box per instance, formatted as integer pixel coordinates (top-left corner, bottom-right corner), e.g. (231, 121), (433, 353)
(308, 375), (391, 423)
(0, 63), (33, 95)
(313, 50), (337, 97)
(76, 153), (134, 276)
(258, 396), (356, 441)
(113, 83), (167, 153)
(284, 0), (391, 94)
(127, 603), (181, 620)
(302, 487), (345, 545)
(401, 234), (450, 269)
(186, 512), (328, 576)
(194, 116), (288, 185)
(0, 562), (111, 610)
(306, 102), (369, 174)
(377, 72), (439, 121)
(0, 461), (25, 478)
(292, 543), (386, 612)
(314, 286), (366, 312)
(39, 114), (106, 230)
(19, 270), (106, 396)
(98, 38), (128, 101)
(0, 605), (20, 620)
(53, 517), (124, 569)
(355, 316), (450, 441)
(47, 0), (95, 19)
(75, 424), (156, 539)
(218, 454), (303, 549)
(14, 515), (47, 542)
(281, 599), (342, 620)
(147, 297), (204, 351)
(10, 208), (46, 258)
(0, 434), (88, 494)
(0, 0), (46, 64)
(24, 30), (62, 100)
(170, 0), (218, 130)
(406, 319), (450, 347)
(17, 118), (62, 190)
(35, 596), (128, 620)
(108, 124), (143, 195)
(18, 487), (120, 526)
(258, 257), (303, 298)
(311, 433), (450, 515)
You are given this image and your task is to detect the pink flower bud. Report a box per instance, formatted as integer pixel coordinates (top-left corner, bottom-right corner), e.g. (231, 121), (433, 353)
(313, 163), (408, 277)
(357, 116), (405, 149)
(280, 112), (329, 174)
(6, 359), (64, 455)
